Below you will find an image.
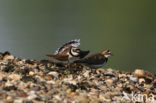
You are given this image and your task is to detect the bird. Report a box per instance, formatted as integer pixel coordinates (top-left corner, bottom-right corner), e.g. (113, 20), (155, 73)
(74, 50), (111, 69)
(46, 39), (89, 62)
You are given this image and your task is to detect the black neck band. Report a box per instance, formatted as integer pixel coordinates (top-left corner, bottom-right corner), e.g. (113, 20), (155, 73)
(70, 47), (79, 57)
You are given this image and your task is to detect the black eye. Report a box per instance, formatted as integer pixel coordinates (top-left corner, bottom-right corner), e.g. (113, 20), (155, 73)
(73, 49), (77, 52)
(107, 50), (111, 53)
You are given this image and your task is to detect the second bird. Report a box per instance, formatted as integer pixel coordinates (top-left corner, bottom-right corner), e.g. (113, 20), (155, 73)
(74, 50), (111, 69)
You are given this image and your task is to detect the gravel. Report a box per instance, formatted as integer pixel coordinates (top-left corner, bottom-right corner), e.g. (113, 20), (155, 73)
(0, 51), (155, 103)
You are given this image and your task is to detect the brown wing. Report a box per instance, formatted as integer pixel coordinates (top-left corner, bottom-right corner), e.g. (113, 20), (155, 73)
(46, 54), (69, 61)
(75, 54), (107, 65)
(60, 47), (70, 55)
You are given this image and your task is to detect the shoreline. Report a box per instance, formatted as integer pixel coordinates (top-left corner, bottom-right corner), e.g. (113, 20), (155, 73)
(0, 52), (155, 103)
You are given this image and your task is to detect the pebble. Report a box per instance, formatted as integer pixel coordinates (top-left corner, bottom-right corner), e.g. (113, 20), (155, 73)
(8, 74), (21, 81)
(4, 55), (14, 60)
(83, 70), (90, 78)
(77, 95), (89, 103)
(48, 71), (59, 78)
(14, 98), (24, 103)
(27, 91), (37, 100)
(105, 79), (114, 86)
(47, 80), (55, 84)
(129, 75), (138, 82)
(96, 68), (105, 74)
(134, 69), (145, 77)
(0, 73), (5, 81)
(139, 78), (145, 84)
(29, 71), (35, 76)
(127, 84), (135, 90)
(6, 96), (13, 102)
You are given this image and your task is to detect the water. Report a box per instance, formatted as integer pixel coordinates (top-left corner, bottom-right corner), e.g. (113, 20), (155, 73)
(0, 0), (156, 72)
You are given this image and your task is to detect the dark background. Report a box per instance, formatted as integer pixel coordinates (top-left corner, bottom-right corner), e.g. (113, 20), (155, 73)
(0, 0), (156, 72)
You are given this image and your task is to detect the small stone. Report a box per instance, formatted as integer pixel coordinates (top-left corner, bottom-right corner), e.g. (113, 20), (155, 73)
(27, 91), (37, 100)
(38, 72), (43, 76)
(53, 95), (61, 101)
(8, 74), (21, 81)
(48, 71), (58, 78)
(114, 87), (123, 92)
(144, 84), (152, 90)
(6, 96), (13, 102)
(118, 74), (127, 78)
(44, 75), (52, 80)
(134, 69), (145, 77)
(105, 79), (114, 86)
(4, 55), (14, 60)
(47, 80), (55, 84)
(29, 71), (35, 76)
(14, 98), (24, 103)
(96, 68), (105, 74)
(129, 75), (138, 82)
(139, 78), (145, 84)
(98, 86), (107, 91)
(117, 83), (123, 88)
(127, 84), (135, 90)
(66, 89), (72, 94)
(17, 60), (24, 65)
(77, 95), (89, 103)
(106, 68), (114, 73)
(0, 73), (5, 81)
(83, 70), (90, 78)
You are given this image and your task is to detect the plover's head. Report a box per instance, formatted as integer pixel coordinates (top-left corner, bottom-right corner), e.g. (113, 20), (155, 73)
(101, 50), (111, 58)
(70, 47), (80, 57)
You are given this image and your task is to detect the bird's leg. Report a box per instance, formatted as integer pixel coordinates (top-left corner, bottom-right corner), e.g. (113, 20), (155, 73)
(67, 60), (70, 68)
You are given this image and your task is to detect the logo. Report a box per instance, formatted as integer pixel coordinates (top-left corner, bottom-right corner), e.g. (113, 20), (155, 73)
(122, 91), (155, 102)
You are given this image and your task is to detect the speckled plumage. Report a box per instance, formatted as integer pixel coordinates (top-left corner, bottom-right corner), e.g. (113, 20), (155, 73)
(54, 39), (80, 55)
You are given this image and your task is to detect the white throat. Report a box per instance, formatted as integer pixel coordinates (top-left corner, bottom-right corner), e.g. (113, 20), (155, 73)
(104, 55), (110, 58)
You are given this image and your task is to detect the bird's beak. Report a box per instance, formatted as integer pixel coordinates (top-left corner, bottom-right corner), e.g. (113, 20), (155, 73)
(107, 51), (113, 56)
(110, 53), (114, 56)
